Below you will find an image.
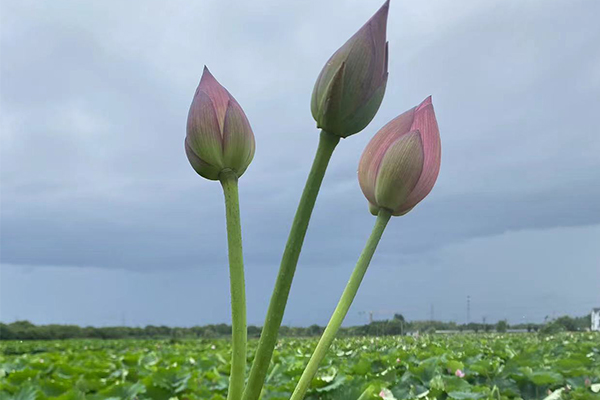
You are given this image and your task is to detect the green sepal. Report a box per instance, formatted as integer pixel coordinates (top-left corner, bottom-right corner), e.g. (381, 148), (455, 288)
(316, 62), (346, 135)
(374, 131), (424, 211)
(341, 74), (388, 137)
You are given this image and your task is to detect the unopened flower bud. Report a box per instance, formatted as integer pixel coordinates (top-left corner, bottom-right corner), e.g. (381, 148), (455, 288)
(358, 96), (441, 216)
(185, 67), (255, 180)
(311, 1), (389, 138)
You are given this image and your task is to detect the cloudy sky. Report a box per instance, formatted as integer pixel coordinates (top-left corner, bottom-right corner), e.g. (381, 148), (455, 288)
(1, 0), (599, 328)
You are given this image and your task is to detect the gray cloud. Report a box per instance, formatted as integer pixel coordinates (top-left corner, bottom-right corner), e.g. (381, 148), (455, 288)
(1, 0), (599, 324)
(2, 224), (598, 326)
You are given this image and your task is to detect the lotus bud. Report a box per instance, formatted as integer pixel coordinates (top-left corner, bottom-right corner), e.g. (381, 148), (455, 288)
(311, 1), (389, 138)
(185, 67), (255, 180)
(358, 96), (441, 216)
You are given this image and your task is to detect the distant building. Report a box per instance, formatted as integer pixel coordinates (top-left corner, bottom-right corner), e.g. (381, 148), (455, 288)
(592, 308), (600, 331)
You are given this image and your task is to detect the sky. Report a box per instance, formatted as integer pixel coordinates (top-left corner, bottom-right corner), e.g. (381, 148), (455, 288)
(1, 0), (599, 328)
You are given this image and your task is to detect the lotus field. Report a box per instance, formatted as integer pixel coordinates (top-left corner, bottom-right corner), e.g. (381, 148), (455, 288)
(1, 333), (599, 400)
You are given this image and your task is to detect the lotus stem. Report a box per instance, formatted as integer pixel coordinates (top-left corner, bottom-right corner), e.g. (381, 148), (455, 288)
(242, 130), (340, 400)
(220, 170), (247, 400)
(289, 208), (392, 400)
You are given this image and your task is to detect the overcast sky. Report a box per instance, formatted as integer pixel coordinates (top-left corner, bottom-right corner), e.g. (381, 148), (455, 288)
(1, 0), (599, 328)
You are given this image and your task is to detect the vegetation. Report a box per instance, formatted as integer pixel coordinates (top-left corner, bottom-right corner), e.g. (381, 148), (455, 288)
(0, 315), (592, 342)
(0, 333), (599, 400)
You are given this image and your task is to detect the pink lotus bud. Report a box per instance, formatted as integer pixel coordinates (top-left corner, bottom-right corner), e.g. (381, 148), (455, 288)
(358, 96), (441, 216)
(311, 1), (389, 138)
(185, 67), (255, 180)
(455, 369), (465, 378)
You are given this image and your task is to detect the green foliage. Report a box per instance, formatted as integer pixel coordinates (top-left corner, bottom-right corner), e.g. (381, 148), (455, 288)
(0, 333), (598, 399)
(2, 315), (593, 342)
(496, 320), (509, 333)
(539, 316), (589, 335)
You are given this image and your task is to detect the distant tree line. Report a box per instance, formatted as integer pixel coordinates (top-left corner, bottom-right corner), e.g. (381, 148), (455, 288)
(0, 314), (592, 341)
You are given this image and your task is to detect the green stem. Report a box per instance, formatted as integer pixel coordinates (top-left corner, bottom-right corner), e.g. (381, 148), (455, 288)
(220, 170), (247, 400)
(289, 208), (392, 400)
(242, 131), (340, 400)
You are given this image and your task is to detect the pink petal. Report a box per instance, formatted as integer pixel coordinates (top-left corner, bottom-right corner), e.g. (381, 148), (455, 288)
(367, 1), (390, 84)
(399, 96), (441, 212)
(311, 1), (389, 126)
(358, 106), (416, 205)
(197, 66), (232, 133)
(341, 0), (389, 110)
(186, 91), (224, 168)
(222, 100), (255, 177)
(374, 131), (424, 212)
